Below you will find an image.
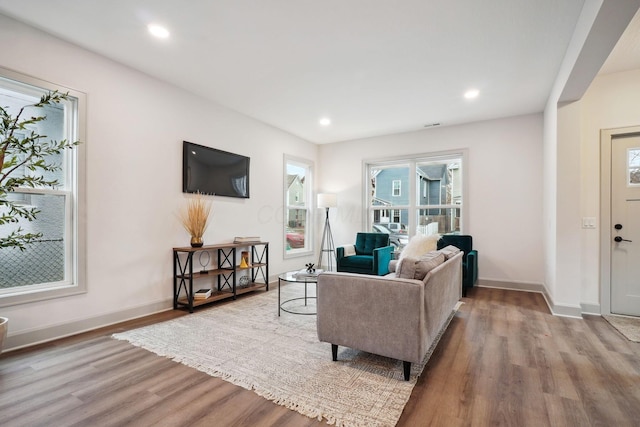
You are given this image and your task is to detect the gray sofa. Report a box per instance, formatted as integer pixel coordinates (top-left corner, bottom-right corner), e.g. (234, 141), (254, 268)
(317, 249), (462, 380)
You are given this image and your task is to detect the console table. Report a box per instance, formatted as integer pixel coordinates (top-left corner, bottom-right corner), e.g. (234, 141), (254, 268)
(173, 241), (269, 312)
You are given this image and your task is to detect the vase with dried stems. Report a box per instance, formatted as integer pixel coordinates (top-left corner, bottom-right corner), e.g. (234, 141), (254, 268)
(179, 193), (212, 247)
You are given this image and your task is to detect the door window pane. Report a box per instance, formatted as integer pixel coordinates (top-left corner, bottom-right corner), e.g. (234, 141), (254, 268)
(629, 148), (640, 185)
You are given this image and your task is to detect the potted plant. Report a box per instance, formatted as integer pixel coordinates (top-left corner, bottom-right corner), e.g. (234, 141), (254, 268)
(1, 90), (79, 249)
(0, 90), (79, 352)
(179, 193), (212, 247)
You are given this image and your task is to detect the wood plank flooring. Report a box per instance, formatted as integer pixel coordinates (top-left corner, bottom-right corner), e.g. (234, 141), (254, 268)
(1, 287), (639, 427)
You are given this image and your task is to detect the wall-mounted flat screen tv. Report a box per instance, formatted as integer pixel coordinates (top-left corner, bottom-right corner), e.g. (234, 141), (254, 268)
(182, 141), (250, 198)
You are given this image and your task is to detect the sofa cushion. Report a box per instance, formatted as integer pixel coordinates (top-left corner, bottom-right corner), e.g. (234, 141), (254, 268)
(399, 234), (440, 261)
(339, 255), (373, 271)
(396, 251), (445, 280)
(438, 245), (461, 260)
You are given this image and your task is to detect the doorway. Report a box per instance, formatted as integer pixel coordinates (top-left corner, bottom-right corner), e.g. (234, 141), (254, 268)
(601, 126), (640, 316)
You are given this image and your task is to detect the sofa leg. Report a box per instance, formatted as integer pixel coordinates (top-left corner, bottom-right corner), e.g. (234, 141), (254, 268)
(331, 344), (338, 361)
(403, 361), (411, 381)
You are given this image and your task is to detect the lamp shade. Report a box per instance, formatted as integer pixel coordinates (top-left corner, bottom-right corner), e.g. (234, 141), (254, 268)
(317, 193), (337, 209)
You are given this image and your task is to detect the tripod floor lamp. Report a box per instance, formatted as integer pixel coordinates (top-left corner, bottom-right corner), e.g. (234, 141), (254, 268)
(317, 193), (337, 271)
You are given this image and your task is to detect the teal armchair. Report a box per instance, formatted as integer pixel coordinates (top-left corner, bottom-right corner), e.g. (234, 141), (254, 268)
(336, 232), (393, 276)
(437, 234), (478, 296)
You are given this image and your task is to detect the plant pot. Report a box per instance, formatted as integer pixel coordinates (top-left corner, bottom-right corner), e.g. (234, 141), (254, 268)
(190, 237), (203, 248)
(0, 317), (8, 353)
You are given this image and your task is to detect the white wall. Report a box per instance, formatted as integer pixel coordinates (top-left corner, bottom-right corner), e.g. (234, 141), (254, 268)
(318, 114), (545, 286)
(0, 14), (318, 349)
(580, 68), (640, 309)
(539, 0), (634, 317)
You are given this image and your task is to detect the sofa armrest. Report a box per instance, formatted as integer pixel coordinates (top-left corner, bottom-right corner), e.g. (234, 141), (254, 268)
(372, 245), (393, 275)
(422, 251), (462, 340)
(317, 272), (426, 363)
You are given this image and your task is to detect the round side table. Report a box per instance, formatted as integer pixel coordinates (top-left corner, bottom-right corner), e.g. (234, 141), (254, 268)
(278, 271), (318, 315)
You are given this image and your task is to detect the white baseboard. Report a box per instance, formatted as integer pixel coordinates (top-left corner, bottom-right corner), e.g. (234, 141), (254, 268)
(477, 279), (583, 318)
(3, 299), (173, 352)
(581, 303), (601, 316)
(477, 279), (546, 293)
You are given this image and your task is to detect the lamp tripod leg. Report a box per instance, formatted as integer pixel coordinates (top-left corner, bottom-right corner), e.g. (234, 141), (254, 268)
(318, 208), (336, 271)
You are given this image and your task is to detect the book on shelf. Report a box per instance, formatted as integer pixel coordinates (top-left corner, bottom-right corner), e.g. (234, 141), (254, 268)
(194, 288), (212, 299)
(293, 268), (323, 278)
(234, 236), (261, 244)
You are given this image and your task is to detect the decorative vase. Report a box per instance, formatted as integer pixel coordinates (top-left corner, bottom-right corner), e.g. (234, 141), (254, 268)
(239, 275), (250, 288)
(0, 317), (8, 353)
(240, 251), (250, 268)
(190, 236), (203, 248)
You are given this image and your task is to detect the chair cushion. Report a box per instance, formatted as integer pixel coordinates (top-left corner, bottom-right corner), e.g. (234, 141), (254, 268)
(396, 251), (445, 280)
(340, 255), (373, 270)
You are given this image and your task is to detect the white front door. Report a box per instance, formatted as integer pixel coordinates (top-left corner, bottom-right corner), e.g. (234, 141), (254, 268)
(611, 135), (640, 316)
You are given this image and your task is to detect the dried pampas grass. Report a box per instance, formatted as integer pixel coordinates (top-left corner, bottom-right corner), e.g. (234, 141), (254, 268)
(179, 193), (212, 239)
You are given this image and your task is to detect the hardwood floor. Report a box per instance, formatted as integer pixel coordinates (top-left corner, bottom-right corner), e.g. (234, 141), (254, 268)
(1, 287), (639, 427)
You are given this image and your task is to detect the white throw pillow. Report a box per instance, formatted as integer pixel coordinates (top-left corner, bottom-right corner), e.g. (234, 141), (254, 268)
(399, 234), (440, 260)
(342, 245), (356, 257)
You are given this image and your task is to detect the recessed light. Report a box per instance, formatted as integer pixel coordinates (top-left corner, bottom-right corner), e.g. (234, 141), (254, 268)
(319, 117), (331, 126)
(464, 89), (479, 99)
(148, 24), (170, 39)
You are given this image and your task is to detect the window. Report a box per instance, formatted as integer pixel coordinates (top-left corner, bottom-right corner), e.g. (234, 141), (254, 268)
(392, 180), (401, 196)
(369, 163), (409, 233)
(284, 155), (314, 257)
(366, 150), (465, 238)
(416, 158), (462, 235)
(0, 68), (86, 306)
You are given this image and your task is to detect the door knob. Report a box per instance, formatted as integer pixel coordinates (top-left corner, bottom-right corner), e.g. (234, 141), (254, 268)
(614, 236), (632, 243)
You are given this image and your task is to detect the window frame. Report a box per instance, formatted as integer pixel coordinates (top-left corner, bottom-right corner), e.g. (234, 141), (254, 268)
(283, 154), (314, 259)
(0, 66), (87, 307)
(364, 149), (468, 236)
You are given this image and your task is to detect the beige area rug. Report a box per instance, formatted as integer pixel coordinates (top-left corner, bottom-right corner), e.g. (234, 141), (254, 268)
(113, 284), (459, 427)
(603, 314), (640, 343)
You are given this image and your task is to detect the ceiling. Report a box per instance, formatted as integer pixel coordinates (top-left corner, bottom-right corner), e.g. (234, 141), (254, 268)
(0, 1), (637, 144)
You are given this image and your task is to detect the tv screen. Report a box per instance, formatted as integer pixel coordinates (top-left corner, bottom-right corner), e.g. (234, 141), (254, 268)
(182, 141), (250, 198)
